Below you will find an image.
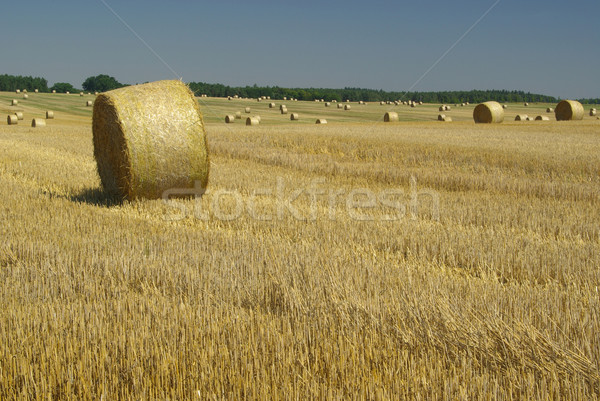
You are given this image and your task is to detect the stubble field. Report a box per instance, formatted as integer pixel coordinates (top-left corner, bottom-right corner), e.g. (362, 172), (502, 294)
(1, 91), (599, 399)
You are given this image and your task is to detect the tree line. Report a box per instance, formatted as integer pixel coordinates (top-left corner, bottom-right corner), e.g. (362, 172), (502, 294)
(1, 74), (597, 103)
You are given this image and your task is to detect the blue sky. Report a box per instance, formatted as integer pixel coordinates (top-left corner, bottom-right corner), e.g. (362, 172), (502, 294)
(1, 0), (598, 98)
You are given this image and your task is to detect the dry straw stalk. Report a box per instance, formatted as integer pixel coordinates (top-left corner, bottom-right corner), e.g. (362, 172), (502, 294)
(473, 101), (504, 123)
(92, 80), (209, 200)
(384, 112), (399, 122)
(555, 100), (584, 121)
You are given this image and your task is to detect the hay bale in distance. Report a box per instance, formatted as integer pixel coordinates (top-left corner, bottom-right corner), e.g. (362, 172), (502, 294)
(16, 89), (20, 93)
(524, 102), (529, 106)
(254, 115), (261, 122)
(473, 101), (504, 123)
(280, 106), (288, 114)
(7, 115), (18, 125)
(46, 111), (54, 119)
(290, 113), (299, 121)
(31, 118), (46, 127)
(80, 92), (84, 97)
(52, 90), (56, 93)
(225, 115), (235, 123)
(439, 106), (445, 111)
(34, 89), (39, 93)
(14, 112), (23, 120)
(269, 102), (276, 108)
(325, 102), (331, 107)
(438, 114), (446, 121)
(384, 112), (399, 122)
(535, 115), (550, 121)
(502, 104), (508, 109)
(590, 109), (597, 116)
(86, 100), (93, 106)
(546, 107), (554, 113)
(246, 117), (259, 126)
(525, 116), (535, 121)
(344, 104), (351, 110)
(92, 80), (209, 200)
(442, 116), (452, 122)
(337, 104), (343, 109)
(11, 99), (18, 106)
(555, 100), (584, 121)
(235, 111), (242, 119)
(23, 94), (28, 99)
(245, 107), (251, 113)
(315, 119), (327, 124)
(515, 115), (528, 121)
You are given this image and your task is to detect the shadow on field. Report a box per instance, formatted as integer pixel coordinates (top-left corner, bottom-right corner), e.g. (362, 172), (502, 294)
(70, 187), (123, 207)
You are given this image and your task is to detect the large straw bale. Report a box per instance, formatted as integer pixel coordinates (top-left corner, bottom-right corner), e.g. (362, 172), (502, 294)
(555, 100), (584, 121)
(31, 118), (46, 127)
(290, 113), (299, 120)
(7, 115), (18, 125)
(14, 112), (23, 120)
(384, 112), (399, 122)
(315, 119), (327, 124)
(46, 111), (54, 119)
(246, 117), (259, 125)
(473, 101), (504, 123)
(92, 80), (209, 200)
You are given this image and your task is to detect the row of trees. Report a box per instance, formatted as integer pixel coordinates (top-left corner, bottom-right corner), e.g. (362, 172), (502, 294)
(1, 74), (596, 103)
(0, 74), (125, 93)
(187, 82), (564, 104)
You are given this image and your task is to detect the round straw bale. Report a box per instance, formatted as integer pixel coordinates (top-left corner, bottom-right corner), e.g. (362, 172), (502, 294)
(16, 89), (20, 93)
(410, 103), (416, 108)
(23, 94), (28, 99)
(380, 101), (385, 105)
(257, 98), (262, 102)
(325, 102), (331, 107)
(555, 100), (584, 121)
(95, 92), (99, 95)
(344, 104), (351, 110)
(235, 111), (242, 119)
(46, 111), (54, 119)
(465, 102), (469, 105)
(11, 99), (18, 106)
(359, 101), (364, 105)
(445, 105), (451, 111)
(337, 104), (343, 109)
(438, 114), (446, 121)
(86, 100), (93, 106)
(267, 96), (271, 100)
(225, 114), (235, 123)
(14, 112), (23, 120)
(34, 89), (38, 93)
(7, 115), (18, 125)
(280, 107), (288, 114)
(283, 97), (287, 100)
(315, 119), (327, 124)
(52, 90), (56, 93)
(80, 92), (84, 97)
(524, 102), (528, 106)
(384, 112), (399, 122)
(502, 104), (507, 109)
(92, 80), (209, 200)
(439, 106), (445, 111)
(419, 101), (423, 105)
(31, 118), (46, 127)
(269, 102), (276, 108)
(290, 113), (299, 120)
(514, 115), (528, 121)
(279, 104), (287, 111)
(546, 107), (554, 113)
(526, 116), (535, 121)
(590, 109), (597, 116)
(245, 107), (251, 113)
(442, 116), (452, 122)
(332, 100), (337, 103)
(535, 115), (550, 121)
(254, 115), (261, 122)
(246, 117), (259, 126)
(66, 91), (70, 94)
(473, 101), (504, 123)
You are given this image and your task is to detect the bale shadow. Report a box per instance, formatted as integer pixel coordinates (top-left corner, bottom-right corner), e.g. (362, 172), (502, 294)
(70, 187), (123, 207)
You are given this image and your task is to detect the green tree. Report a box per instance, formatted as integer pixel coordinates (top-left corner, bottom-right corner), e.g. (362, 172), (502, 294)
(50, 82), (77, 93)
(82, 74), (125, 92)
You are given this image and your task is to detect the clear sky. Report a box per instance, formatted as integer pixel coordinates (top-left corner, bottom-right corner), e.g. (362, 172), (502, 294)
(1, 0), (598, 99)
